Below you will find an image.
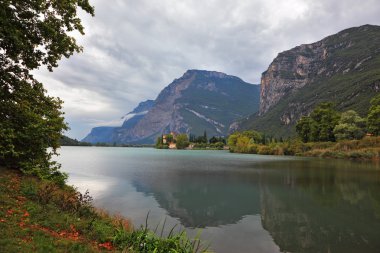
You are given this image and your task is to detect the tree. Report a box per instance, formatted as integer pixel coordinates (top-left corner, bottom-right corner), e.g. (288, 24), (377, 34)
(209, 136), (219, 144)
(333, 110), (366, 140)
(0, 1), (94, 71)
(0, 0), (94, 184)
(176, 134), (189, 149)
(189, 133), (196, 142)
(241, 130), (262, 144)
(227, 131), (263, 153)
(309, 103), (340, 142)
(367, 93), (380, 136)
(165, 134), (173, 143)
(296, 103), (340, 142)
(155, 137), (163, 147)
(296, 116), (312, 142)
(209, 136), (226, 144)
(195, 134), (207, 143)
(227, 133), (239, 147)
(203, 130), (208, 144)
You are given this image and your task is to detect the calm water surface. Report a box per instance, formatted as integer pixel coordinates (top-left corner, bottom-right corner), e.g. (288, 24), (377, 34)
(56, 147), (380, 253)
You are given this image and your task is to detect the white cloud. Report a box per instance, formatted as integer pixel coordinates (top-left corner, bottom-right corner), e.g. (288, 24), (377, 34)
(34, 0), (380, 139)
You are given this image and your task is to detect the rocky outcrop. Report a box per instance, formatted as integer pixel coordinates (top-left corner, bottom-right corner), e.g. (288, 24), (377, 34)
(260, 43), (328, 115)
(259, 25), (380, 115)
(239, 24), (380, 137)
(124, 71), (196, 141)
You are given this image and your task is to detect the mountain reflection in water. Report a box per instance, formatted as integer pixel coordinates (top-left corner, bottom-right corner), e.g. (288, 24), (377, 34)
(57, 147), (380, 253)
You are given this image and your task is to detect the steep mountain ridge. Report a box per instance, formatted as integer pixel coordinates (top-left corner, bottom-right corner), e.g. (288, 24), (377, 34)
(83, 70), (260, 144)
(239, 24), (380, 137)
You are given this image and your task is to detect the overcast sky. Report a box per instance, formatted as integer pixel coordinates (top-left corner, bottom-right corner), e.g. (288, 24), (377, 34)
(34, 0), (380, 140)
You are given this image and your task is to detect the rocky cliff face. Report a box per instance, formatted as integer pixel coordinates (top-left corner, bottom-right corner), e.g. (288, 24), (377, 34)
(118, 71), (196, 142)
(239, 24), (380, 137)
(260, 25), (380, 115)
(83, 70), (260, 144)
(260, 43), (329, 115)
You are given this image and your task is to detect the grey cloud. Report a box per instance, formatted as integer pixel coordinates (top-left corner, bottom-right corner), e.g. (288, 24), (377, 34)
(35, 0), (380, 139)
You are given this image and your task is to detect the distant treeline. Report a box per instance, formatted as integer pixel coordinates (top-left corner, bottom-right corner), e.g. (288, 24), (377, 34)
(60, 136), (92, 146)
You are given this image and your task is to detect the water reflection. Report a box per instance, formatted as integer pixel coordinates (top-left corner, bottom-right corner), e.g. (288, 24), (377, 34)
(129, 157), (380, 252)
(132, 171), (261, 227)
(259, 160), (380, 253)
(57, 147), (380, 253)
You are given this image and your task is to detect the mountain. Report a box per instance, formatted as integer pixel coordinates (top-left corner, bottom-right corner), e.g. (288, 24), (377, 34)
(120, 100), (155, 128)
(238, 24), (380, 137)
(83, 70), (260, 144)
(82, 100), (154, 143)
(81, 126), (117, 144)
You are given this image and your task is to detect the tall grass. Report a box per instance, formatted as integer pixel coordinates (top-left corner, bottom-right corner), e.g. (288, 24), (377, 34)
(113, 213), (209, 253)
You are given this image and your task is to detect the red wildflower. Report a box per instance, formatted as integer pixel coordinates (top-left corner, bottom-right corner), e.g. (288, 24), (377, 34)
(23, 211), (29, 217)
(98, 241), (113, 250)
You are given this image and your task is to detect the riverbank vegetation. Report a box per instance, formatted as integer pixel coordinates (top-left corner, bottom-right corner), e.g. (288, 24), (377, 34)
(228, 133), (380, 159)
(229, 94), (380, 160)
(0, 168), (209, 252)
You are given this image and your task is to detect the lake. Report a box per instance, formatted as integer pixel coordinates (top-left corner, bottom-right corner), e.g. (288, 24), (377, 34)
(56, 146), (380, 253)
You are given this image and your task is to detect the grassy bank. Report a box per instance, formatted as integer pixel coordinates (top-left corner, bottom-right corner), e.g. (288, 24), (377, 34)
(229, 136), (380, 160)
(0, 168), (208, 253)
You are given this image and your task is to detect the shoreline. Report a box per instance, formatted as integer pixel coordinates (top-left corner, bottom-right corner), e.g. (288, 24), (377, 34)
(0, 167), (209, 253)
(228, 136), (380, 161)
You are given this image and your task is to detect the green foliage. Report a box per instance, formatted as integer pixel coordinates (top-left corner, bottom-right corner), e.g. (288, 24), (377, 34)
(0, 78), (68, 185)
(367, 93), (380, 135)
(113, 224), (207, 253)
(333, 110), (366, 140)
(228, 130), (263, 153)
(189, 132), (208, 144)
(209, 142), (224, 149)
(60, 136), (92, 146)
(310, 103), (340, 142)
(176, 134), (190, 149)
(228, 133), (380, 160)
(296, 116), (313, 142)
(166, 134), (174, 143)
(209, 136), (226, 144)
(0, 0), (94, 182)
(0, 0), (94, 71)
(296, 103), (340, 142)
(156, 137), (163, 147)
(155, 137), (169, 149)
(242, 130), (263, 143)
